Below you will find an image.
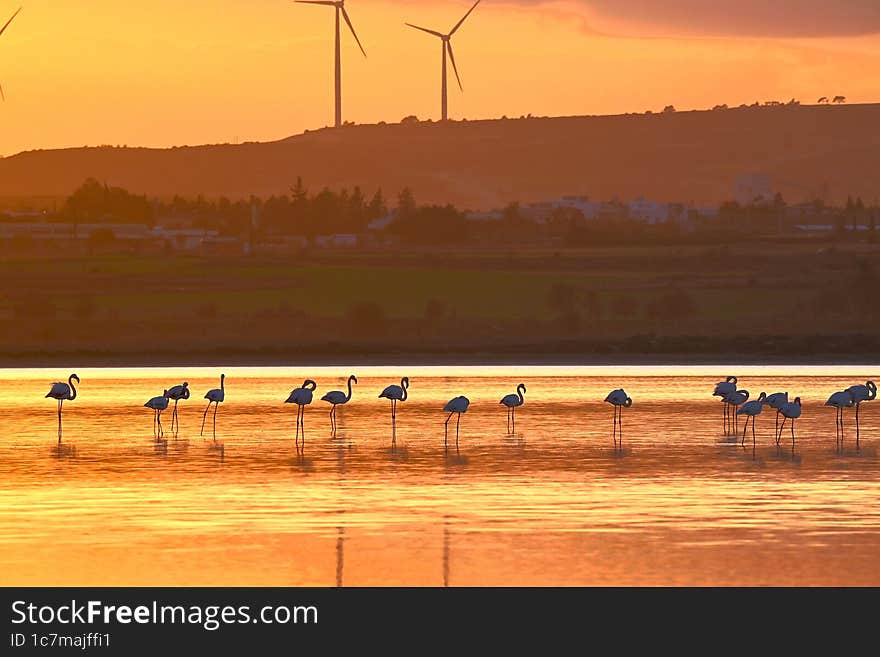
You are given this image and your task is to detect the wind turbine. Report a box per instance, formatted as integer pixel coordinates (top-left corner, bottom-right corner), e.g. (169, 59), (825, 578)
(406, 0), (480, 122)
(0, 6), (22, 101)
(295, 1), (366, 129)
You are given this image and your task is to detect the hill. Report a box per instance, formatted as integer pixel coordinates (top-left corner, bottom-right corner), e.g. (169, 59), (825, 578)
(2, 104), (879, 209)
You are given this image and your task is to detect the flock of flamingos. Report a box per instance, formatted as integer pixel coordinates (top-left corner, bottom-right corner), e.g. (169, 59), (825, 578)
(43, 373), (876, 453)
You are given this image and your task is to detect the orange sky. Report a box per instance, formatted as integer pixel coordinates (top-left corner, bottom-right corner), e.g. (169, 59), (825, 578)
(1, 0), (879, 156)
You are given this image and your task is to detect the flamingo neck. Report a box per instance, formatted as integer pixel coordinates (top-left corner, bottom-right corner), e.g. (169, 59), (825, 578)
(517, 385), (525, 404)
(346, 376), (355, 402)
(68, 375), (78, 400)
(401, 379), (409, 401)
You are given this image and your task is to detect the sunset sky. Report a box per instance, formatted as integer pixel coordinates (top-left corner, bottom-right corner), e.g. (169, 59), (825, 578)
(1, 0), (879, 156)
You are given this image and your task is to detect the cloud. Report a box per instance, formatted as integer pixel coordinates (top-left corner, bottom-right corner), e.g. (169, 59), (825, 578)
(504, 1), (880, 37)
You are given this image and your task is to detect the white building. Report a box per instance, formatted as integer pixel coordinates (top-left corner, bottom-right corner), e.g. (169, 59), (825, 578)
(627, 198), (669, 224)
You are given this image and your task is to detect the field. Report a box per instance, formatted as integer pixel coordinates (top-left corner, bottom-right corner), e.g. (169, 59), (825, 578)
(2, 239), (879, 365)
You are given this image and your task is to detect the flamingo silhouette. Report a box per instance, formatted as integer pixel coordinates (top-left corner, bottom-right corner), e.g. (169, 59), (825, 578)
(713, 376), (738, 434)
(379, 377), (409, 445)
(322, 375), (357, 434)
(443, 396), (470, 452)
(604, 388), (632, 449)
(779, 397), (802, 451)
(736, 391), (766, 449)
(500, 383), (526, 433)
(145, 391), (170, 441)
(826, 390), (855, 448)
(287, 379), (317, 449)
(764, 392), (789, 444)
(845, 381), (876, 449)
(45, 373), (79, 443)
(165, 382), (190, 435)
(201, 374), (226, 438)
(723, 389), (750, 434)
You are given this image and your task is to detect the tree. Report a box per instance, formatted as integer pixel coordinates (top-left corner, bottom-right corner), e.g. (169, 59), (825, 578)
(367, 189), (387, 222)
(662, 105), (676, 114)
(397, 187), (417, 221)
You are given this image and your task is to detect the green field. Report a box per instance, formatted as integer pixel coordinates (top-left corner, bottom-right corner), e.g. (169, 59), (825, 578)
(1, 242), (878, 363)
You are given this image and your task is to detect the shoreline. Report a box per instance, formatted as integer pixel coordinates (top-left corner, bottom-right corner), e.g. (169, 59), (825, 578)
(1, 349), (879, 369)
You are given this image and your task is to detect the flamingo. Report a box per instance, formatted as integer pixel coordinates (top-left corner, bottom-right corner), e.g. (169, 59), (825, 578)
(165, 381), (190, 435)
(201, 374), (226, 438)
(379, 377), (409, 444)
(723, 389), (750, 434)
(286, 379), (317, 449)
(145, 392), (170, 440)
(321, 375), (357, 434)
(500, 383), (526, 433)
(736, 391), (766, 448)
(779, 397), (802, 450)
(45, 373), (80, 442)
(443, 396), (470, 452)
(825, 390), (855, 448)
(845, 381), (876, 449)
(713, 376), (738, 433)
(604, 388), (632, 448)
(764, 392), (789, 444)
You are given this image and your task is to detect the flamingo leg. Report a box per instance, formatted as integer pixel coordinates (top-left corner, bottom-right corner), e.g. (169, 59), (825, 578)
(212, 402), (218, 439)
(444, 411), (454, 451)
(330, 407), (335, 434)
(201, 402), (211, 436)
(391, 400), (397, 445)
(778, 417), (786, 447)
(612, 406), (617, 447)
(619, 406), (623, 447)
(752, 415), (756, 450)
(456, 413), (461, 452)
(57, 399), (63, 443)
(741, 414), (748, 446)
(791, 418), (796, 451)
(158, 411), (164, 439)
(855, 403), (860, 450)
(512, 406), (516, 434)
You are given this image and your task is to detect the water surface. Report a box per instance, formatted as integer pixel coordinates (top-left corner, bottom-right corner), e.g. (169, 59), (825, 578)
(1, 365), (878, 586)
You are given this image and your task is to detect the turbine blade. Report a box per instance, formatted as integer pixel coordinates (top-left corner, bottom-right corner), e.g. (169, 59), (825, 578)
(294, 1), (338, 6)
(0, 6), (22, 38)
(447, 41), (463, 91)
(405, 23), (444, 38)
(0, 83), (5, 102)
(341, 7), (366, 57)
(450, 0), (480, 36)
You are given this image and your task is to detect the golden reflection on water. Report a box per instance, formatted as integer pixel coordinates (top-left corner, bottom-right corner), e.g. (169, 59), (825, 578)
(0, 365), (878, 586)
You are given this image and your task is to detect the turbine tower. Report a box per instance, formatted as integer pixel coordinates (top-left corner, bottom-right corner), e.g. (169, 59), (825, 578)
(0, 6), (22, 101)
(296, 1), (366, 129)
(406, 0), (480, 122)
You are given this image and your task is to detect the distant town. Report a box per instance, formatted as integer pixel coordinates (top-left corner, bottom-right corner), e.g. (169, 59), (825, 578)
(1, 173), (877, 256)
